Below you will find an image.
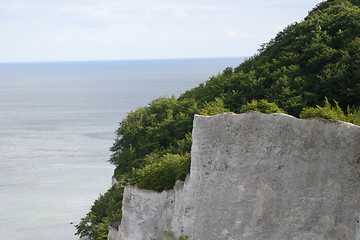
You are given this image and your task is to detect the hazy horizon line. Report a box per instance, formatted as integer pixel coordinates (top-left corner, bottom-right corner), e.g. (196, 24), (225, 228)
(0, 56), (248, 65)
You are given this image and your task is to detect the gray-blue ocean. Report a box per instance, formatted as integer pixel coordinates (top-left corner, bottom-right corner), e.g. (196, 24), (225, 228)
(0, 58), (244, 240)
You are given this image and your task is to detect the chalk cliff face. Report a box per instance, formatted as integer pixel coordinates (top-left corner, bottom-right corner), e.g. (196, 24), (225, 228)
(110, 112), (360, 240)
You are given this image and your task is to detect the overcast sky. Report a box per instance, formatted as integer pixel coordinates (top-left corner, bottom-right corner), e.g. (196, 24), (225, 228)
(0, 0), (322, 63)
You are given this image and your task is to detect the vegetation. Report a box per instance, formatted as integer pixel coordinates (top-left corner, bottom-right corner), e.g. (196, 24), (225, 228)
(75, 185), (123, 240)
(239, 99), (285, 114)
(157, 231), (188, 240)
(76, 0), (360, 239)
(300, 98), (360, 125)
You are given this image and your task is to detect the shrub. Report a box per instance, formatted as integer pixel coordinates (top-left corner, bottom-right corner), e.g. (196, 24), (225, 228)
(198, 98), (230, 116)
(239, 99), (285, 114)
(300, 98), (360, 125)
(133, 153), (191, 192)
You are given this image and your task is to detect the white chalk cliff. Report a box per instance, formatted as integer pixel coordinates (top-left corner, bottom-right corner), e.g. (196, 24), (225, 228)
(109, 112), (360, 240)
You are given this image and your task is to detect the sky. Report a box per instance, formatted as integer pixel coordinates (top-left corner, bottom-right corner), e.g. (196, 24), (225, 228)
(0, 0), (322, 63)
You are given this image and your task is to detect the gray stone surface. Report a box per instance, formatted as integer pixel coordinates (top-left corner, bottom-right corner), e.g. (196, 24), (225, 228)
(111, 112), (360, 240)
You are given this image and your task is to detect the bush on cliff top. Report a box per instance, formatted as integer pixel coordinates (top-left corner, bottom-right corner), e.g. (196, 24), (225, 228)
(300, 98), (360, 125)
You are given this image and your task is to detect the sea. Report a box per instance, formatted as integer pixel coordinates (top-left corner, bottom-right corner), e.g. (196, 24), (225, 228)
(0, 57), (245, 240)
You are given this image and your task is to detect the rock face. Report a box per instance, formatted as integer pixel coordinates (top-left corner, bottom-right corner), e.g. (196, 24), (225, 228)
(110, 112), (360, 240)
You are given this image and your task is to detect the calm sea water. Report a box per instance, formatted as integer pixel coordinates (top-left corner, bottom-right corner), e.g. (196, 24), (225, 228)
(0, 58), (244, 240)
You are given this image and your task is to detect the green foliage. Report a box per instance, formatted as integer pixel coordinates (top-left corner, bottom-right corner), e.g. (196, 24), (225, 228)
(300, 98), (360, 125)
(300, 98), (346, 120)
(133, 153), (190, 192)
(346, 107), (360, 125)
(77, 97), (197, 238)
(178, 237), (188, 240)
(91, 221), (109, 240)
(180, 0), (360, 116)
(75, 186), (123, 238)
(198, 98), (230, 116)
(110, 97), (197, 175)
(77, 1), (360, 238)
(239, 99), (285, 114)
(157, 231), (188, 240)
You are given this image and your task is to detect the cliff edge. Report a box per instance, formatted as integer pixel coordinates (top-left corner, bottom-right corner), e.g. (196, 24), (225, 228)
(110, 112), (360, 240)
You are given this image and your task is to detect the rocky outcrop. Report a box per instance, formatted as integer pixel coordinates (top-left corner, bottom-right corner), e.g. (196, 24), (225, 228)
(110, 112), (360, 240)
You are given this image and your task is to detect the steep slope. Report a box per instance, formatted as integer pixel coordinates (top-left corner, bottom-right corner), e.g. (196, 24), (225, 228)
(180, 0), (360, 115)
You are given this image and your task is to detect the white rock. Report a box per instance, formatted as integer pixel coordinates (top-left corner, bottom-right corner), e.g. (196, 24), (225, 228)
(111, 112), (360, 240)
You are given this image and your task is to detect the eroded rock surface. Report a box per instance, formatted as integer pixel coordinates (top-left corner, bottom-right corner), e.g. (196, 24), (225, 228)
(110, 112), (360, 240)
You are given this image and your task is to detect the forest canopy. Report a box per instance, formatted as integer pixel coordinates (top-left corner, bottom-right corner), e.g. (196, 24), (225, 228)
(76, 0), (360, 239)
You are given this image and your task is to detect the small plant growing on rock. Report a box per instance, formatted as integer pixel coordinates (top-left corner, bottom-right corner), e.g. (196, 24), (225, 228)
(157, 231), (188, 240)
